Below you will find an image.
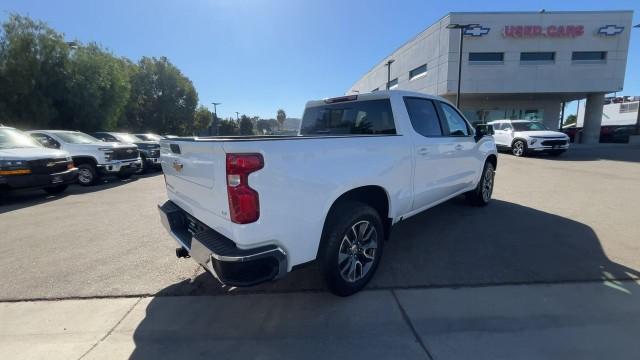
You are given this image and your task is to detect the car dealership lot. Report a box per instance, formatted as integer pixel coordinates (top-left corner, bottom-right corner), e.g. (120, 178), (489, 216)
(1, 145), (640, 359)
(1, 145), (639, 300)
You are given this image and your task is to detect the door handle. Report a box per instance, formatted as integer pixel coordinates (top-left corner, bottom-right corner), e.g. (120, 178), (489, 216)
(455, 144), (463, 151)
(417, 147), (429, 155)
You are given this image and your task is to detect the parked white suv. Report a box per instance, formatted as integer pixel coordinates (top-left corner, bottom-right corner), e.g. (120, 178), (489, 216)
(488, 120), (570, 157)
(28, 130), (142, 185)
(158, 91), (497, 296)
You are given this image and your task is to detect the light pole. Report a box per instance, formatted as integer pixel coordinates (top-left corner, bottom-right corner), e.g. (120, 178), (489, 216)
(634, 24), (640, 136)
(211, 102), (221, 135)
(385, 59), (395, 90)
(446, 24), (469, 108)
(235, 112), (240, 121)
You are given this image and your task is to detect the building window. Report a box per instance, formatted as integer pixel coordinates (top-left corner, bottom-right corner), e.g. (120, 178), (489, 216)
(620, 102), (639, 113)
(469, 52), (504, 63)
(520, 52), (555, 62)
(409, 64), (427, 80)
(388, 78), (398, 89)
(572, 51), (607, 62)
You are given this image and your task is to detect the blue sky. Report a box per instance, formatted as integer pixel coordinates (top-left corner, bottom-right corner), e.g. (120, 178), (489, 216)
(1, 0), (639, 119)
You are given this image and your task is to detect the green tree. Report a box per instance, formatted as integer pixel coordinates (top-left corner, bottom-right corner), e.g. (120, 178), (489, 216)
(563, 114), (577, 127)
(192, 106), (212, 134)
(276, 109), (286, 130)
(218, 119), (238, 135)
(239, 115), (254, 135)
(0, 14), (71, 128)
(125, 56), (198, 135)
(64, 43), (131, 132)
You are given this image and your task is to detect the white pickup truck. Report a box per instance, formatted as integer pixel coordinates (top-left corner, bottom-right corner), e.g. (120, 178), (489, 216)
(158, 91), (497, 296)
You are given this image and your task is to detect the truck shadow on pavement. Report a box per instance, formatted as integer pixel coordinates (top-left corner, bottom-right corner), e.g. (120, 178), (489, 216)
(127, 198), (640, 359)
(0, 172), (161, 214)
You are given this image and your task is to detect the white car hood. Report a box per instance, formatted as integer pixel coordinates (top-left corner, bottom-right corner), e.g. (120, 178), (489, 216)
(516, 130), (568, 138)
(0, 147), (69, 161)
(70, 142), (130, 150)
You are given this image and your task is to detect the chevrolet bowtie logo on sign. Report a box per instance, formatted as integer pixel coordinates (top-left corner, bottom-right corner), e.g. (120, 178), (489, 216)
(464, 24), (490, 37)
(597, 25), (624, 36)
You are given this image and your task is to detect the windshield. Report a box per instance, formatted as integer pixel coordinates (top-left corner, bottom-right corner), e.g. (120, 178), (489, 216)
(512, 122), (549, 131)
(115, 133), (143, 143)
(0, 128), (42, 149)
(135, 134), (163, 141)
(55, 131), (100, 144)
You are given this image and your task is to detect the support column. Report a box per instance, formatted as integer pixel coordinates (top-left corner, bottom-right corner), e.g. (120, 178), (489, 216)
(580, 93), (605, 144)
(542, 102), (561, 130)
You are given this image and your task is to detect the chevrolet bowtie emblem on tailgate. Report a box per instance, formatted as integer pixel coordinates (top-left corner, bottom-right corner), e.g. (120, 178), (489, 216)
(172, 161), (183, 171)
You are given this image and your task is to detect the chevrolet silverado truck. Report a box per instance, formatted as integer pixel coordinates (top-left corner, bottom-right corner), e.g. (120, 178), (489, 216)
(158, 91), (497, 296)
(28, 130), (141, 185)
(1, 126), (77, 194)
(92, 132), (161, 173)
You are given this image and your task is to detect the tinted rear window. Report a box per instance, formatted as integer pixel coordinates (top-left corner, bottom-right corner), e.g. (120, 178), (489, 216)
(300, 99), (396, 136)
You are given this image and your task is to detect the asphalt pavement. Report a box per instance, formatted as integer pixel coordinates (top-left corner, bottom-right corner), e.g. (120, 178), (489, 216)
(1, 144), (640, 359)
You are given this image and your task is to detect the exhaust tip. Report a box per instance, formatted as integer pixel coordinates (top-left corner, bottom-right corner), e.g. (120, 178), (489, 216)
(175, 247), (190, 258)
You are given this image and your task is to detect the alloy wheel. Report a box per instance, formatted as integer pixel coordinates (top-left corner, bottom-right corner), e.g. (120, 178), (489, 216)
(338, 220), (378, 283)
(512, 141), (524, 156)
(481, 166), (494, 202)
(78, 168), (93, 184)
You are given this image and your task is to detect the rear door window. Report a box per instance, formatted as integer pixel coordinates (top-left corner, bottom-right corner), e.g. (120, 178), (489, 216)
(404, 97), (443, 137)
(300, 99), (396, 136)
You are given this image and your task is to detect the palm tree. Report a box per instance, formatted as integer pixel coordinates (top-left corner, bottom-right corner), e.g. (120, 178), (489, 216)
(276, 109), (286, 131)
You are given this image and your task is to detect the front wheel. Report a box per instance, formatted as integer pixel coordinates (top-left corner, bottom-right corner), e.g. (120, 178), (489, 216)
(466, 161), (495, 206)
(77, 164), (97, 186)
(511, 140), (526, 157)
(319, 201), (384, 296)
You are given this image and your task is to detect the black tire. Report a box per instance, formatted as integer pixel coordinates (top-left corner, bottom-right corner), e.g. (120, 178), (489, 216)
(466, 161), (495, 206)
(136, 156), (147, 174)
(43, 184), (68, 194)
(549, 150), (565, 156)
(511, 139), (527, 157)
(319, 201), (384, 296)
(77, 164), (97, 186)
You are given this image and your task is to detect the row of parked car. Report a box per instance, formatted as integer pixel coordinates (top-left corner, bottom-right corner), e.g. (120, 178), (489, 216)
(0, 125), (167, 195)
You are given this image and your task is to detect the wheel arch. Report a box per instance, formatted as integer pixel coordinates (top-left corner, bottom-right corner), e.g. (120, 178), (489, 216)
(511, 137), (528, 148)
(72, 156), (98, 166)
(321, 185), (393, 245)
(486, 154), (497, 170)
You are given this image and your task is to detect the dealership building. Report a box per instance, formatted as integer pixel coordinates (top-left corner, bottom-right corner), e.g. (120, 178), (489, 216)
(347, 10), (634, 144)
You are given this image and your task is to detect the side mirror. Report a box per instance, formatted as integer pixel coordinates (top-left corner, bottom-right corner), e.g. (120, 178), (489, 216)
(475, 124), (494, 140)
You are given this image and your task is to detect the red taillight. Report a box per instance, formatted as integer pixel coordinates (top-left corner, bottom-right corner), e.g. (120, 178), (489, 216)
(226, 153), (264, 224)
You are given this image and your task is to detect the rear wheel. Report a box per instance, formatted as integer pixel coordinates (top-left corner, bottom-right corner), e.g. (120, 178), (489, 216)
(511, 139), (526, 157)
(43, 184), (68, 194)
(77, 164), (97, 186)
(319, 201), (384, 296)
(466, 161), (495, 206)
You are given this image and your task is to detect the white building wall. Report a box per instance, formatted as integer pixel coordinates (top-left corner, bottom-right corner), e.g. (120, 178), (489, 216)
(577, 101), (639, 127)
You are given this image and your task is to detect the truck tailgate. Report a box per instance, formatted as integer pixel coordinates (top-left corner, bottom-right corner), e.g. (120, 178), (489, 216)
(160, 140), (231, 232)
